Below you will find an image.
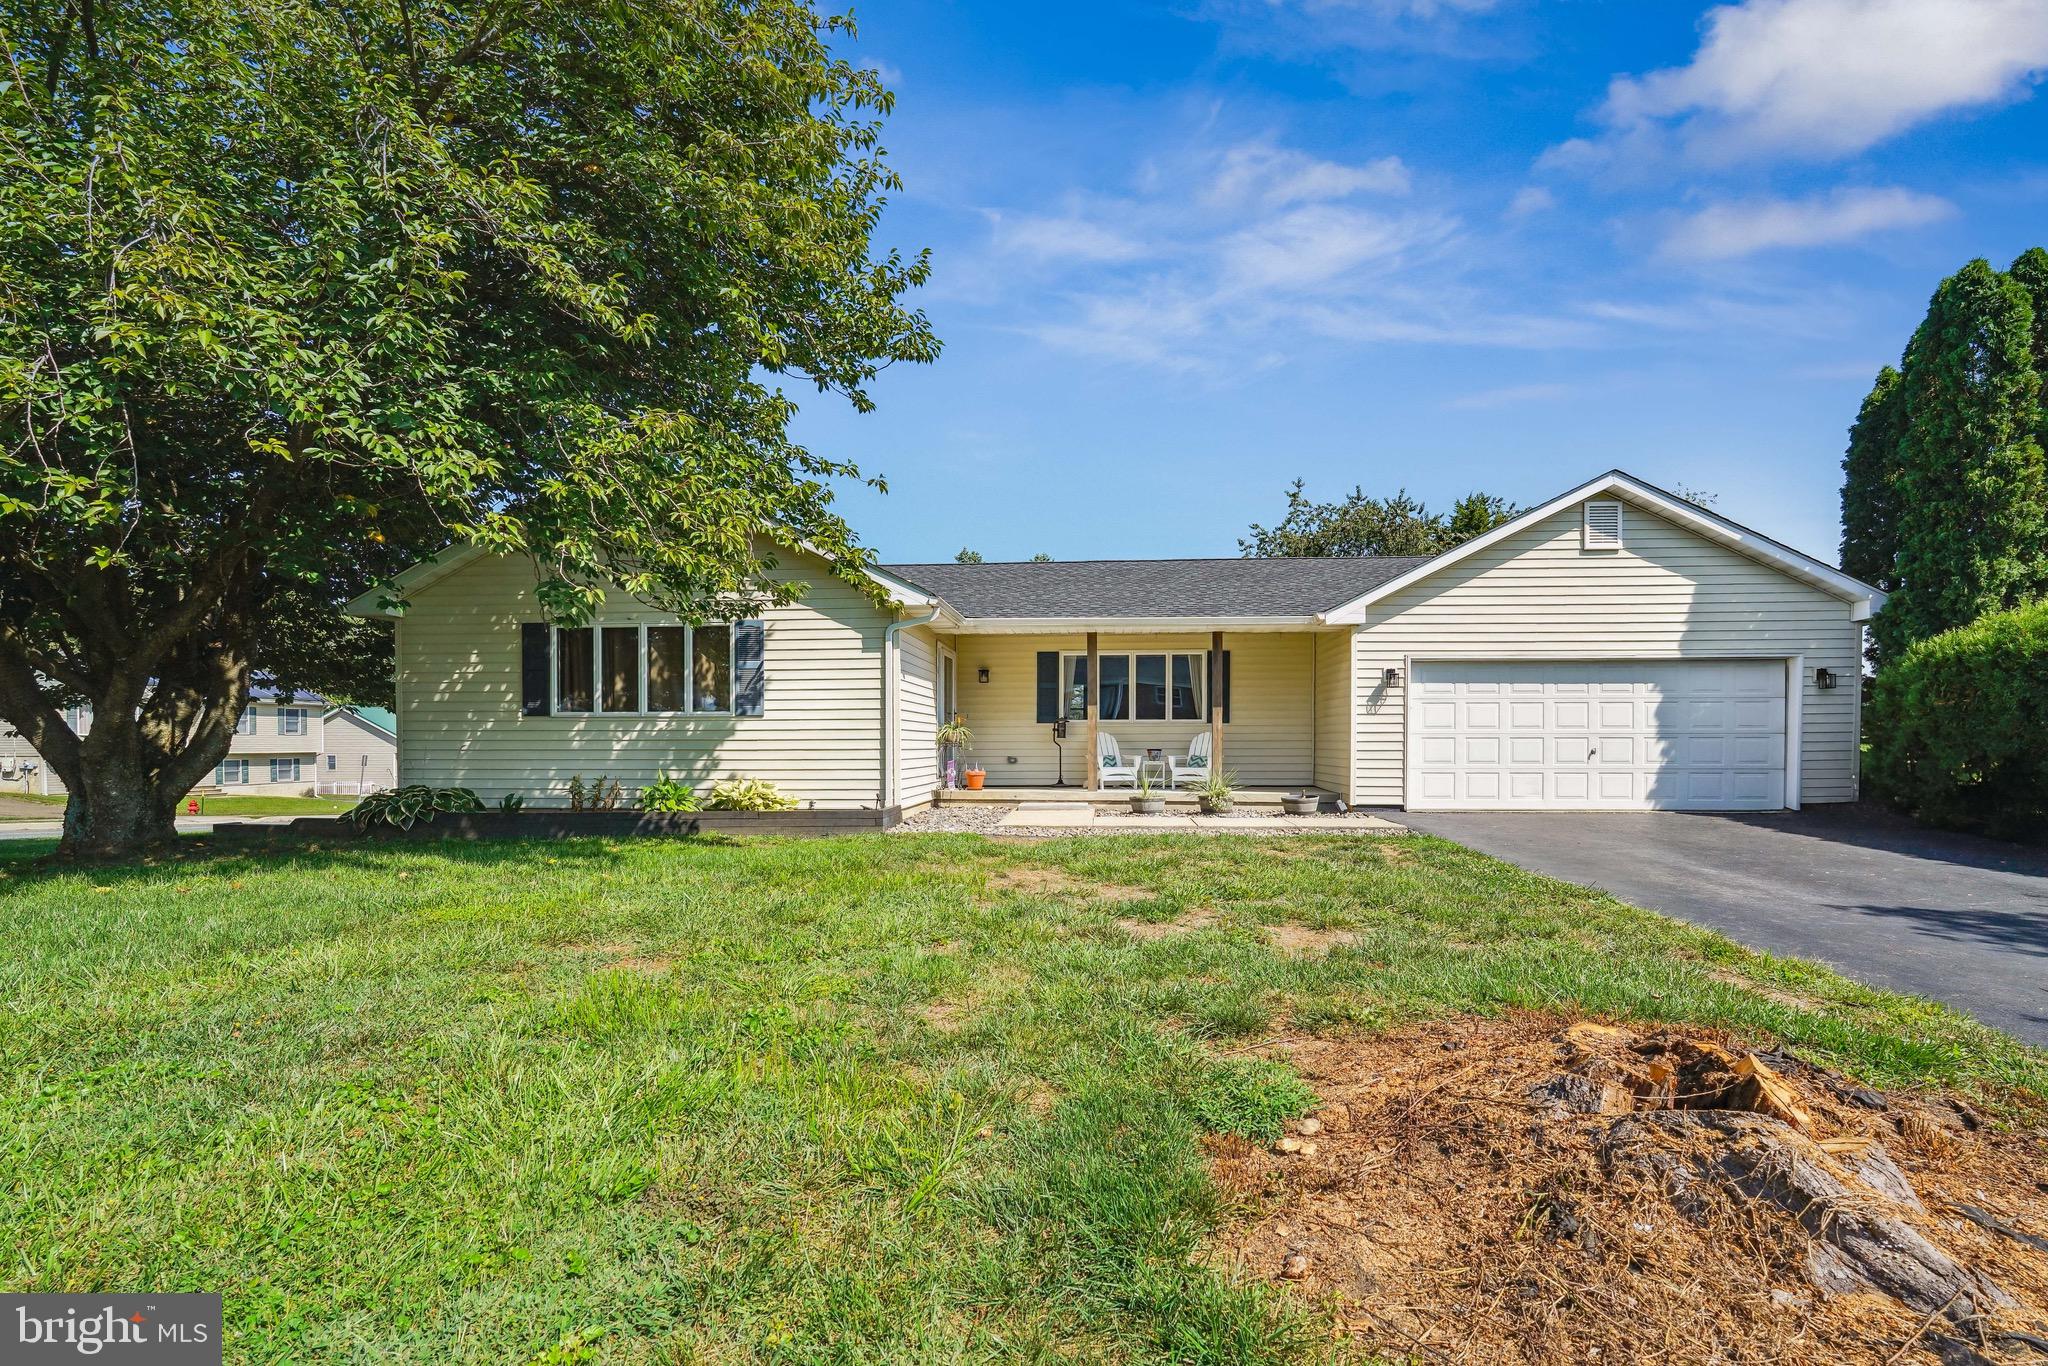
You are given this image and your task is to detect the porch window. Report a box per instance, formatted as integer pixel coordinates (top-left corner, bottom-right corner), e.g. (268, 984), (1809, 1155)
(601, 626), (640, 713)
(556, 623), (732, 716)
(693, 624), (732, 712)
(1062, 651), (1206, 721)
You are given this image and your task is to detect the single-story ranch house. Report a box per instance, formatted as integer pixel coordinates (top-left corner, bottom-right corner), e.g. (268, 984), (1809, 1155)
(347, 471), (1884, 818)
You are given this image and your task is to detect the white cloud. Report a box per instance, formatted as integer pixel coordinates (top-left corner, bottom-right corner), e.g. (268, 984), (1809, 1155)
(1445, 382), (1573, 409)
(1658, 186), (1955, 260)
(1219, 205), (1454, 290)
(858, 57), (904, 87)
(1206, 141), (1411, 209)
(1544, 0), (2048, 169)
(987, 212), (1147, 263)
(1506, 186), (1555, 218)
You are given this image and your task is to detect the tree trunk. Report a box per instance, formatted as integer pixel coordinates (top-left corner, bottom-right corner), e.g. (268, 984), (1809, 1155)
(56, 741), (182, 862)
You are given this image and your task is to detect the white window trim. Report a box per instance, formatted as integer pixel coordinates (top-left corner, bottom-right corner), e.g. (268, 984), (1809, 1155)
(1059, 650), (1209, 723)
(551, 622), (735, 718)
(219, 758), (250, 785)
(271, 757), (302, 783)
(277, 706), (308, 736)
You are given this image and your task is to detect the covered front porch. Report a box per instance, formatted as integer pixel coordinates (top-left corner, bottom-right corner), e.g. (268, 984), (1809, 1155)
(931, 626), (1355, 799)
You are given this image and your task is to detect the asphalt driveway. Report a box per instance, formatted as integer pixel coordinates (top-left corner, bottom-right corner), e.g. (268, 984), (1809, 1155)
(1394, 806), (2048, 1047)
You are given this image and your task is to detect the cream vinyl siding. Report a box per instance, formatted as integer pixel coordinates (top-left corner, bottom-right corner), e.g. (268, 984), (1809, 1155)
(0, 727), (65, 795)
(1312, 628), (1353, 799)
(230, 702), (325, 756)
(319, 710), (398, 793)
(392, 549), (892, 808)
(947, 632), (1315, 786)
(896, 624), (940, 810)
(1350, 498), (1864, 807)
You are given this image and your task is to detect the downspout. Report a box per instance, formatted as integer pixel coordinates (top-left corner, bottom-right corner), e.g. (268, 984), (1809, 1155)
(881, 606), (942, 810)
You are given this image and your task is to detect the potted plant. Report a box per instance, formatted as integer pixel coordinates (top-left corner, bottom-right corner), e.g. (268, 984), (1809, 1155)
(963, 761), (987, 790)
(1281, 791), (1321, 816)
(1195, 768), (1237, 815)
(935, 717), (974, 789)
(1128, 768), (1166, 816)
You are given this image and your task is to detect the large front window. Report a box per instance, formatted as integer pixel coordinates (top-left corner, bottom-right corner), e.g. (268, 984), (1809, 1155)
(556, 623), (731, 716)
(1063, 652), (1206, 721)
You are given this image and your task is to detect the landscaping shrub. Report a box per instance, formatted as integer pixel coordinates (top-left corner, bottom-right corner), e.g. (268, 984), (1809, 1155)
(704, 777), (798, 811)
(638, 772), (701, 813)
(1866, 599), (2048, 839)
(344, 784), (484, 831)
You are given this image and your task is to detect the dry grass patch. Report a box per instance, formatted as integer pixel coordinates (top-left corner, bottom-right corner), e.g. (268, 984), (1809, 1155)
(1262, 923), (1358, 957)
(1209, 1013), (2048, 1364)
(1119, 907), (1222, 941)
(989, 864), (1152, 904)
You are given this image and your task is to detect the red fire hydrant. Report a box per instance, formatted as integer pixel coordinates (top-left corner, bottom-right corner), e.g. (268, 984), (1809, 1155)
(187, 797), (200, 815)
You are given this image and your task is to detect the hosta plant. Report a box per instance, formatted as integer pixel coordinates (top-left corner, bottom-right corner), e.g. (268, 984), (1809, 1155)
(639, 773), (702, 813)
(704, 778), (798, 812)
(346, 785), (484, 832)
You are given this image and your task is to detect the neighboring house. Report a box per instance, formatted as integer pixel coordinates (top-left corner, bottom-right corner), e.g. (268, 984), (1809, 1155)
(0, 691), (397, 799)
(347, 471), (1884, 817)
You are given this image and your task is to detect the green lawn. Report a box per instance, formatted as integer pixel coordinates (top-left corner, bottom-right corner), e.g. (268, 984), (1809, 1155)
(0, 832), (2039, 1364)
(0, 794), (362, 820)
(193, 794), (361, 816)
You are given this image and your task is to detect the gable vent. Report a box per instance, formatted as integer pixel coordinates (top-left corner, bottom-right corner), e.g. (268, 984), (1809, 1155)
(1582, 500), (1623, 551)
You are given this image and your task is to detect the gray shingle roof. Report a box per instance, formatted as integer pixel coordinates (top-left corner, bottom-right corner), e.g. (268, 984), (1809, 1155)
(879, 556), (1434, 620)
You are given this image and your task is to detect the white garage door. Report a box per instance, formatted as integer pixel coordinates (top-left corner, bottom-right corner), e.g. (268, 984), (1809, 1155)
(1408, 660), (1788, 811)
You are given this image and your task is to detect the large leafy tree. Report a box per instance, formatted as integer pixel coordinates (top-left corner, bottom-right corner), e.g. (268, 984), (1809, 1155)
(1241, 481), (1517, 558)
(1839, 364), (1906, 600)
(2010, 246), (2048, 450)
(1875, 259), (2048, 661)
(0, 0), (936, 858)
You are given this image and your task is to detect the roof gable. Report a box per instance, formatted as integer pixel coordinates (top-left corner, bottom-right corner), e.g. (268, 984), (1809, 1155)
(1320, 471), (1885, 624)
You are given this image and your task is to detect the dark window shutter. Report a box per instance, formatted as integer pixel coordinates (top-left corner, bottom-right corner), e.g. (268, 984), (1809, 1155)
(520, 624), (551, 716)
(1221, 650), (1231, 723)
(733, 619), (766, 716)
(1035, 651), (1059, 723)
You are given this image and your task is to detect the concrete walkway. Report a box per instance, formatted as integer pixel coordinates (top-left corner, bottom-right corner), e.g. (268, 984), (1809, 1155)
(995, 801), (1402, 833)
(0, 815), (305, 843)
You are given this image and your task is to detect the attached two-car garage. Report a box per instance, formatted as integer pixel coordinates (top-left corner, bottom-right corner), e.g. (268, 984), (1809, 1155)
(1405, 659), (1792, 812)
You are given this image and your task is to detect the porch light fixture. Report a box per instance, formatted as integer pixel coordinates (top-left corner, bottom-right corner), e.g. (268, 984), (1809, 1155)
(977, 667), (990, 684)
(1383, 667), (1403, 687)
(1814, 667), (1838, 690)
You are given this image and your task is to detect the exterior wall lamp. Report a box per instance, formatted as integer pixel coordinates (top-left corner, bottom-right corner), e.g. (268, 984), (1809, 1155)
(1814, 667), (1838, 690)
(1383, 667), (1403, 687)
(977, 667), (990, 684)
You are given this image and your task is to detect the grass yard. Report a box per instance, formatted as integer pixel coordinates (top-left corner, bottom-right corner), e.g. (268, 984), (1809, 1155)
(0, 794), (362, 821)
(1, 832), (2040, 1363)
(193, 795), (362, 816)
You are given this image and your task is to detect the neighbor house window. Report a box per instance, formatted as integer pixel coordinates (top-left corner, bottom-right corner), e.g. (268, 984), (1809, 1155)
(235, 708), (256, 736)
(1062, 652), (1206, 721)
(556, 623), (733, 716)
(271, 757), (301, 783)
(278, 707), (306, 735)
(326, 754), (337, 771)
(216, 759), (249, 785)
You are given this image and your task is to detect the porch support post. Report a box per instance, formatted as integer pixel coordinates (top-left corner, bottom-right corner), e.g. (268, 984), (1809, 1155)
(1209, 631), (1224, 775)
(1085, 631), (1100, 790)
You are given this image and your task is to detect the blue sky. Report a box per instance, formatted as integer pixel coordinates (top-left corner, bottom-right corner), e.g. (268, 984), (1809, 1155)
(789, 0), (2048, 566)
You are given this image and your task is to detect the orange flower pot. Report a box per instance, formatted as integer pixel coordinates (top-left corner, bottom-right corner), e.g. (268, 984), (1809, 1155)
(963, 769), (986, 790)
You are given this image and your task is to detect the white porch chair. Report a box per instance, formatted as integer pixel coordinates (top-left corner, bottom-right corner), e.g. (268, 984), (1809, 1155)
(1169, 731), (1212, 788)
(1097, 731), (1139, 788)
